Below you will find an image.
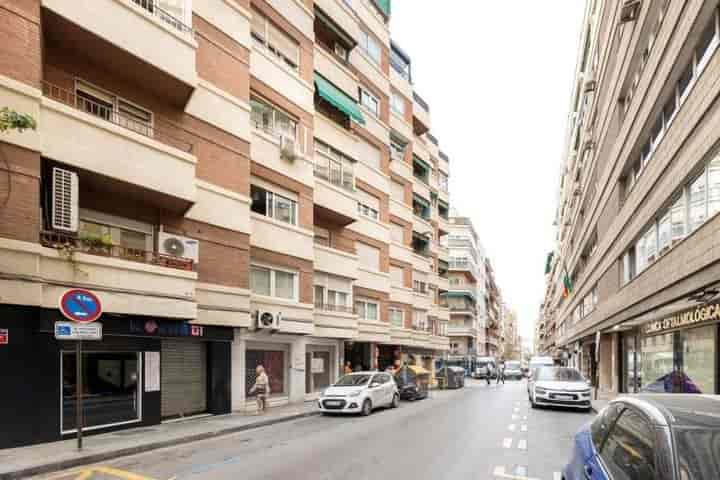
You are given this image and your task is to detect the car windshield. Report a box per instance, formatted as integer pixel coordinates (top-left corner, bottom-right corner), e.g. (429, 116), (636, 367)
(334, 374), (371, 386)
(675, 427), (720, 480)
(536, 367), (584, 382)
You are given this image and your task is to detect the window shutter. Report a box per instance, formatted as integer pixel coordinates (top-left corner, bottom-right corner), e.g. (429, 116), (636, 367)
(51, 167), (79, 232)
(356, 242), (380, 271)
(390, 265), (404, 284)
(267, 22), (299, 65)
(390, 222), (404, 244)
(356, 188), (380, 211)
(391, 180), (405, 201)
(357, 140), (381, 170)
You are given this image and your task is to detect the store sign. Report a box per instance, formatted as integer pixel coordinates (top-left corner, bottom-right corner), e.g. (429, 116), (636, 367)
(129, 319), (204, 338)
(644, 302), (720, 335)
(0, 328), (7, 345)
(54, 321), (103, 340)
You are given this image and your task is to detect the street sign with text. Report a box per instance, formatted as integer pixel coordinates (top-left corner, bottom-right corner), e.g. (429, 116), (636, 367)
(54, 322), (103, 341)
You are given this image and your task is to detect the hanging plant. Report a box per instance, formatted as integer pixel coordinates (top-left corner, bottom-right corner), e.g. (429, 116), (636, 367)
(0, 108), (37, 133)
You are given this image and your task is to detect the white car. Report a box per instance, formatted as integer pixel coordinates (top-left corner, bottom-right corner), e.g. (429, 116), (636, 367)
(528, 367), (592, 411)
(318, 372), (399, 415)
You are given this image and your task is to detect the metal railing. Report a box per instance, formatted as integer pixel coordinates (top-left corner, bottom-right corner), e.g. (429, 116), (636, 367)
(130, 0), (194, 37)
(314, 302), (355, 314)
(42, 81), (193, 153)
(41, 230), (194, 271)
(313, 164), (354, 192)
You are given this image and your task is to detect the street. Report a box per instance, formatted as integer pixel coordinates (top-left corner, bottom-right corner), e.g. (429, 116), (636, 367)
(36, 381), (594, 480)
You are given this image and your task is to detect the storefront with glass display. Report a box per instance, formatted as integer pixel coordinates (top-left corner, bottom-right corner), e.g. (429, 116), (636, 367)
(620, 303), (719, 395)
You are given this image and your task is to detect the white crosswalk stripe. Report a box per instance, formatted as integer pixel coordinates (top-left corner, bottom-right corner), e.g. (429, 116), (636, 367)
(517, 439), (527, 450)
(503, 437), (513, 448)
(521, 424), (528, 432)
(508, 424), (516, 431)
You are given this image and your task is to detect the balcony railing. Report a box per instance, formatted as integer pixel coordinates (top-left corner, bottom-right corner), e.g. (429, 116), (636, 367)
(413, 92), (429, 112)
(314, 302), (355, 314)
(130, 0), (194, 37)
(41, 230), (194, 271)
(42, 81), (194, 153)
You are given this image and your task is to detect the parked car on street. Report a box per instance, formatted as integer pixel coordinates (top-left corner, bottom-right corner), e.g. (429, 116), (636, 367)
(563, 394), (720, 480)
(528, 367), (591, 411)
(528, 356), (555, 374)
(504, 360), (523, 380)
(394, 365), (429, 400)
(318, 372), (399, 416)
(473, 357), (497, 379)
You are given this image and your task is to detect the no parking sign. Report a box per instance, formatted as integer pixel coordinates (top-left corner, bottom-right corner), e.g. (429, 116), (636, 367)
(59, 289), (103, 323)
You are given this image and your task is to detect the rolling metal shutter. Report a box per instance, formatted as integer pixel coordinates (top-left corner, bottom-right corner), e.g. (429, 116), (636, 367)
(161, 339), (207, 418)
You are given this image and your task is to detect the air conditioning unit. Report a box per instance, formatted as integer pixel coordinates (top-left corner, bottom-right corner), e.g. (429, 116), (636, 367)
(280, 135), (296, 161)
(158, 232), (200, 263)
(51, 167), (79, 232)
(256, 310), (281, 330)
(619, 0), (641, 23)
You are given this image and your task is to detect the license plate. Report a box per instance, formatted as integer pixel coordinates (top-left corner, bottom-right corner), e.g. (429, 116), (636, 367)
(325, 400), (342, 406)
(554, 394), (574, 400)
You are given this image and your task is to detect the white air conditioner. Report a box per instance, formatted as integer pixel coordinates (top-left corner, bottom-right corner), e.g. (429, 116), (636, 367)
(280, 135), (296, 161)
(158, 232), (200, 263)
(619, 0), (641, 23)
(51, 167), (79, 232)
(256, 310), (281, 330)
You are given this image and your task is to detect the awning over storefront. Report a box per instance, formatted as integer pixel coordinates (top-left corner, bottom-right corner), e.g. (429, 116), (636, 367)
(314, 73), (365, 124)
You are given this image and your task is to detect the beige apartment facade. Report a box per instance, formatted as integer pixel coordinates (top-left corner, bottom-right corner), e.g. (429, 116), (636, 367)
(543, 0), (720, 398)
(0, 0), (451, 448)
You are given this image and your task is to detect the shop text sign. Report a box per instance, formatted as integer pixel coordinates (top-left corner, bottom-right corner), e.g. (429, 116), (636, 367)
(644, 302), (720, 335)
(0, 328), (7, 345)
(55, 322), (103, 341)
(130, 319), (204, 338)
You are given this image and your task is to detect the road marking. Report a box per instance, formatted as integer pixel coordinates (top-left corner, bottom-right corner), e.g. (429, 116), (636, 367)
(511, 414), (519, 420)
(508, 424), (516, 431)
(491, 465), (541, 480)
(520, 424), (528, 432)
(517, 439), (527, 450)
(503, 437), (513, 448)
(522, 415), (528, 420)
(513, 407), (520, 413)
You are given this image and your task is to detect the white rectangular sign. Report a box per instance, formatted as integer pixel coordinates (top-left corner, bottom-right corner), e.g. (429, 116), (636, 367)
(311, 357), (325, 374)
(54, 322), (103, 340)
(145, 351), (160, 392)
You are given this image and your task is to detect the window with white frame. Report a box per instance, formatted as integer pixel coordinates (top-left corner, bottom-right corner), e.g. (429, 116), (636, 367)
(250, 96), (298, 140)
(356, 241), (380, 271)
(359, 29), (381, 66)
(390, 137), (406, 162)
(359, 86), (380, 117)
(251, 265), (298, 300)
(75, 80), (153, 137)
(389, 307), (404, 327)
(413, 280), (427, 295)
(78, 209), (153, 253)
(314, 273), (351, 312)
(250, 184), (298, 225)
(412, 309), (427, 331)
(390, 91), (405, 116)
(355, 298), (379, 321)
(356, 188), (380, 221)
(314, 139), (355, 190)
(251, 8), (300, 71)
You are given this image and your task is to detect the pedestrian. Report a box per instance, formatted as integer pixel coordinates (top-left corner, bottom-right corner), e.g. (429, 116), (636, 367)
(486, 364), (492, 386)
(344, 361), (353, 375)
(249, 365), (270, 414)
(496, 362), (505, 385)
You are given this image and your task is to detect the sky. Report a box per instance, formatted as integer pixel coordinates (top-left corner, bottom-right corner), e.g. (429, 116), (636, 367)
(391, 2), (587, 343)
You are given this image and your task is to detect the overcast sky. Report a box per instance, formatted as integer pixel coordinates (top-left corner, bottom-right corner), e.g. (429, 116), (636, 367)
(391, 2), (586, 343)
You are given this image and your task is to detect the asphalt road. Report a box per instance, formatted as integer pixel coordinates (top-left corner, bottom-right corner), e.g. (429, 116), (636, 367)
(37, 380), (594, 480)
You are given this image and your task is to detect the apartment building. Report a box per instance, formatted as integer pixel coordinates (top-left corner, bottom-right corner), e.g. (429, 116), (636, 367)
(543, 0), (720, 397)
(502, 306), (521, 361)
(0, 0), (451, 448)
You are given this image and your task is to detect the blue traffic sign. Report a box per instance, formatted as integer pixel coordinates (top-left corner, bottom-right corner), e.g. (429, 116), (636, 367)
(59, 289), (102, 323)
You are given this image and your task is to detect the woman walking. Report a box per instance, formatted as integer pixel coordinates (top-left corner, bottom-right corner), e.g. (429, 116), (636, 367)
(249, 365), (270, 414)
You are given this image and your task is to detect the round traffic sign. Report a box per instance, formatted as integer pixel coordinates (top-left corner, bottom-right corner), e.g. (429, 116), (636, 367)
(59, 289), (102, 323)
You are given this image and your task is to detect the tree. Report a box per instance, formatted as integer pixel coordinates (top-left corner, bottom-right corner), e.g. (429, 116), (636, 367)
(0, 107), (37, 133)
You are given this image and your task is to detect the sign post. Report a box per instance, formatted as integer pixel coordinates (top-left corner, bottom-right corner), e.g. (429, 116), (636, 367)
(57, 288), (103, 451)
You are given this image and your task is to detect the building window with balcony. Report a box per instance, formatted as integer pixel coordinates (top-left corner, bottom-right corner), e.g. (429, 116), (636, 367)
(357, 188), (380, 221)
(390, 137), (407, 162)
(390, 90), (405, 116)
(359, 29), (381, 66)
(390, 44), (411, 81)
(359, 86), (380, 118)
(314, 8), (355, 64)
(251, 264), (298, 301)
(251, 96), (298, 141)
(413, 156), (430, 183)
(413, 194), (431, 221)
(251, 8), (300, 71)
(356, 241), (381, 271)
(413, 280), (428, 295)
(314, 274), (351, 313)
(438, 201), (449, 220)
(251, 184), (298, 226)
(389, 307), (404, 328)
(357, 202), (379, 221)
(314, 140), (354, 190)
(412, 232), (430, 257)
(355, 299), (379, 321)
(75, 80), (154, 137)
(412, 309), (427, 331)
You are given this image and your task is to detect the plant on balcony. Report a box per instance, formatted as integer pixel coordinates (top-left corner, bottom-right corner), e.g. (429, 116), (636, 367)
(79, 232), (114, 255)
(0, 108), (36, 133)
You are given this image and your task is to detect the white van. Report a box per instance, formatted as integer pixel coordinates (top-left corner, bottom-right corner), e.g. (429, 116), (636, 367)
(473, 356), (497, 379)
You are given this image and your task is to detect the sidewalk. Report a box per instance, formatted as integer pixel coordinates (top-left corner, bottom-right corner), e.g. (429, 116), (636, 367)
(590, 388), (617, 413)
(0, 402), (319, 480)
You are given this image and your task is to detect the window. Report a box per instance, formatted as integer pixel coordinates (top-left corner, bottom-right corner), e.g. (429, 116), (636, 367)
(438, 201), (449, 220)
(389, 307), (404, 327)
(696, 12), (719, 74)
(413, 280), (427, 295)
(390, 265), (404, 284)
(251, 8), (299, 71)
(356, 241), (380, 271)
(251, 265), (298, 300)
(413, 195), (430, 220)
(251, 96), (298, 140)
(600, 408), (657, 479)
(390, 222), (405, 244)
(390, 138), (406, 162)
(246, 349), (285, 395)
(78, 210), (153, 256)
(590, 404), (623, 449)
(357, 202), (379, 220)
(75, 80), (153, 136)
(315, 140), (354, 190)
(438, 171), (449, 193)
(690, 172), (708, 232)
(359, 86), (379, 117)
(390, 47), (411, 80)
(412, 309), (427, 331)
(413, 157), (430, 183)
(390, 91), (405, 116)
(357, 188), (380, 221)
(670, 194), (686, 244)
(709, 156), (720, 217)
(250, 184), (297, 225)
(359, 29), (381, 65)
(390, 180), (406, 202)
(355, 299), (379, 321)
(358, 139), (381, 170)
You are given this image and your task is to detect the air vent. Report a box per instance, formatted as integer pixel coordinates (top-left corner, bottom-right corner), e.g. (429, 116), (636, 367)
(51, 167), (79, 232)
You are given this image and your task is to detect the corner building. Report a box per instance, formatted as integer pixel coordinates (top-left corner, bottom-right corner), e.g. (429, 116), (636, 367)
(543, 0), (720, 398)
(0, 0), (451, 448)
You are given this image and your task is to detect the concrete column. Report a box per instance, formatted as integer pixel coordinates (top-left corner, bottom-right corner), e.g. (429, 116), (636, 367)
(231, 332), (246, 411)
(598, 333), (617, 394)
(289, 337), (308, 403)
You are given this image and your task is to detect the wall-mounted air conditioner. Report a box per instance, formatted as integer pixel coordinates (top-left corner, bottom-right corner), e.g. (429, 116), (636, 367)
(280, 135), (296, 161)
(158, 232), (200, 263)
(256, 310), (281, 330)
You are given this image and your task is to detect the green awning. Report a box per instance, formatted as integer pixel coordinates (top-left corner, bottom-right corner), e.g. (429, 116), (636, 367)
(374, 0), (391, 16)
(314, 73), (365, 125)
(413, 193), (430, 208)
(413, 155), (431, 172)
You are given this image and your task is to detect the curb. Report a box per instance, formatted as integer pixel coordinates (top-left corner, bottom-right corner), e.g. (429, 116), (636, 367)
(0, 411), (320, 480)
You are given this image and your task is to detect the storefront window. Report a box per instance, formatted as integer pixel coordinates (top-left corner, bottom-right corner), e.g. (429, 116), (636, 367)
(306, 350), (332, 393)
(246, 349), (285, 396)
(640, 333), (675, 392)
(682, 325), (716, 394)
(62, 352), (140, 432)
(623, 334), (639, 393)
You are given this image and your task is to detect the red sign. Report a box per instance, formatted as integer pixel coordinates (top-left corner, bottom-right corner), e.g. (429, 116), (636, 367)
(0, 328), (7, 345)
(59, 289), (103, 323)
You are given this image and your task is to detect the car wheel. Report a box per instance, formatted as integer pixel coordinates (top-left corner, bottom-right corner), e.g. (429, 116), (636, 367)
(391, 394), (400, 408)
(361, 399), (372, 416)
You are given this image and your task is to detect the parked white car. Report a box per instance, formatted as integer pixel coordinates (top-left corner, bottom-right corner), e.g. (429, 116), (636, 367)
(318, 372), (399, 415)
(528, 367), (592, 411)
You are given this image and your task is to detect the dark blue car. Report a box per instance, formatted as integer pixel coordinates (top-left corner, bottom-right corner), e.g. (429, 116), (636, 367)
(563, 394), (720, 480)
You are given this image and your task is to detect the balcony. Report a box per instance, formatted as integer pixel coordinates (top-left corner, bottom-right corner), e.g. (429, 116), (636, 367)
(251, 126), (312, 186)
(41, 81), (197, 210)
(314, 46), (358, 100)
(412, 92), (430, 136)
(313, 164), (358, 226)
(314, 243), (359, 280)
(447, 325), (478, 338)
(42, 0), (198, 103)
(313, 304), (358, 339)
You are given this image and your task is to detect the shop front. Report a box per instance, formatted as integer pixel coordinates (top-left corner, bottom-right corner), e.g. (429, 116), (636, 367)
(0, 305), (233, 449)
(620, 302), (719, 395)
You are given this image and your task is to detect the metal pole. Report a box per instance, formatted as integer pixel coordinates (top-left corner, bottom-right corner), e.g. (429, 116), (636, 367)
(76, 340), (83, 450)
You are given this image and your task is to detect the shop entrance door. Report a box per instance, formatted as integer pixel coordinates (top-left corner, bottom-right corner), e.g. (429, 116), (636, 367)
(161, 339), (207, 418)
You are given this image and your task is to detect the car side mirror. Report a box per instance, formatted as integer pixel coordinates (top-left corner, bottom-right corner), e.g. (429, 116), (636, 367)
(369, 382), (380, 388)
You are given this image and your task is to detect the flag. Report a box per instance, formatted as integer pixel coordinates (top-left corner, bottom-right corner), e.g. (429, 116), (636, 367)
(562, 267), (573, 298)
